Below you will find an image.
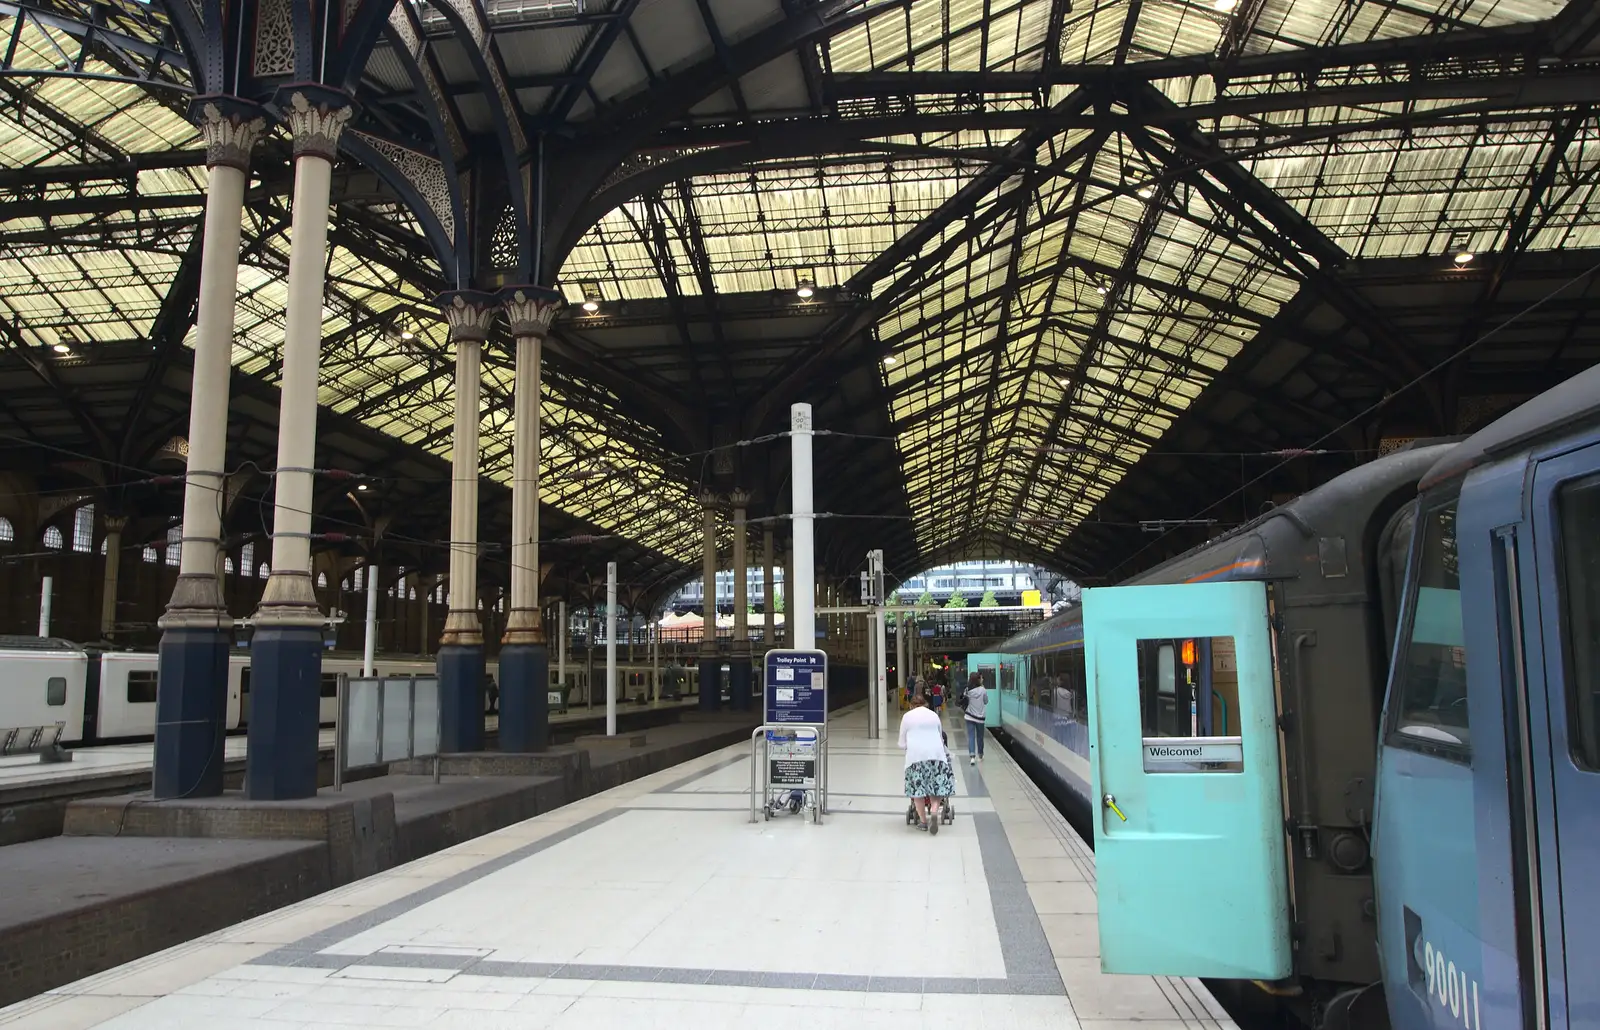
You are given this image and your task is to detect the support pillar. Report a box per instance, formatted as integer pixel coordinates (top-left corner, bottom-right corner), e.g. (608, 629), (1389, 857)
(435, 292), (497, 753)
(153, 97), (268, 800)
(762, 525), (775, 649)
(497, 287), (562, 751)
(100, 515), (127, 639)
(698, 493), (721, 711)
(728, 490), (752, 711)
(245, 87), (353, 801)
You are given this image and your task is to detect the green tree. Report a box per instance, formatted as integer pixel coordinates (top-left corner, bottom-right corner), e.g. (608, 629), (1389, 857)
(886, 590), (900, 606)
(945, 590), (967, 609)
(916, 589), (936, 608)
(979, 589), (999, 607)
(773, 589), (785, 614)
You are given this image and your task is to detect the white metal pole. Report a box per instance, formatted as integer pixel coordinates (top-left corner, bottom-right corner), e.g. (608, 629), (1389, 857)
(895, 606), (908, 704)
(557, 598), (567, 687)
(38, 575), (52, 637)
(362, 563), (378, 676)
(875, 603), (889, 734)
(651, 614), (661, 702)
(865, 610), (878, 739)
(606, 562), (617, 736)
(790, 404), (815, 649)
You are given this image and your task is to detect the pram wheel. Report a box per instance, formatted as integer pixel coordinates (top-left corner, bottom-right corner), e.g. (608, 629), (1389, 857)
(905, 803), (917, 826)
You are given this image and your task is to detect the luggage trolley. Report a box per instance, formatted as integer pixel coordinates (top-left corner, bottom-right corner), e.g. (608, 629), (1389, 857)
(750, 648), (831, 825)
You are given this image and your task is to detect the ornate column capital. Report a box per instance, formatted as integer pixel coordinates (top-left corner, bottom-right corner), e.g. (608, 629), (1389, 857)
(438, 290), (499, 344)
(700, 492), (722, 511)
(498, 285), (563, 339)
(728, 489), (751, 512)
(188, 95), (270, 172)
(101, 514), (129, 533)
(274, 84), (355, 161)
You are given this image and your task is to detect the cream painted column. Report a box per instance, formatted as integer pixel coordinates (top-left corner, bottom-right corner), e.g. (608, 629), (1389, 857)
(729, 490), (752, 710)
(256, 89), (353, 623)
(100, 515), (126, 639)
(438, 292), (496, 650)
(762, 524), (775, 646)
(152, 97), (268, 799)
(246, 86), (354, 801)
(497, 286), (562, 753)
(698, 493), (721, 710)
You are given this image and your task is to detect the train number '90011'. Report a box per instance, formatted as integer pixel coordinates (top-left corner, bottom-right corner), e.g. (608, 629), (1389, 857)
(1421, 937), (1482, 1029)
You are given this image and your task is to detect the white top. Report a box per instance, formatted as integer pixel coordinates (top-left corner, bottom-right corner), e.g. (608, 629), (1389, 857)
(963, 684), (987, 723)
(898, 706), (947, 768)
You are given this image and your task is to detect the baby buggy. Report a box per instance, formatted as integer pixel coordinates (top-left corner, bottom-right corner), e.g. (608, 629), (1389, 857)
(905, 728), (956, 828)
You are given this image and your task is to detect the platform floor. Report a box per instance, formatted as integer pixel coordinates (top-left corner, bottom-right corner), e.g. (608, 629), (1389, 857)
(0, 699), (697, 794)
(0, 705), (1234, 1030)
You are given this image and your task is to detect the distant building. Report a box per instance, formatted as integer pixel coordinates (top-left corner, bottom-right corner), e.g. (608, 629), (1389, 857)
(664, 559), (1075, 613)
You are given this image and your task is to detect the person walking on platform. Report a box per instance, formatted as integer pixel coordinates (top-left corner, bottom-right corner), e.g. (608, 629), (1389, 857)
(962, 673), (987, 764)
(899, 692), (953, 833)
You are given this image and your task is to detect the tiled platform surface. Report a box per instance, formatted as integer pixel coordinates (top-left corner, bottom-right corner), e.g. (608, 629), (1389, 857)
(0, 706), (1234, 1030)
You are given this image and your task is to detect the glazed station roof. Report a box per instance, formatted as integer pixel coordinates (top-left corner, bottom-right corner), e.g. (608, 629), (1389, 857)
(1, 0), (1598, 592)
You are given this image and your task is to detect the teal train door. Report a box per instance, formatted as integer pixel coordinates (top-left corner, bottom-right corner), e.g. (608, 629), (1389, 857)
(1083, 579), (1291, 979)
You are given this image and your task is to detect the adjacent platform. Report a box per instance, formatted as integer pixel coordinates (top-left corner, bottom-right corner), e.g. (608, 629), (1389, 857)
(0, 705), (1235, 1030)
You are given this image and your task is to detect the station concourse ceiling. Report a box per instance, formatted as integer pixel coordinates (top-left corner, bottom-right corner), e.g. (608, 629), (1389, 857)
(1, 0), (1599, 601)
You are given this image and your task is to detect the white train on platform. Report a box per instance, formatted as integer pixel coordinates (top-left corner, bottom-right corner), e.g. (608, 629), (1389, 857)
(0, 635), (446, 744)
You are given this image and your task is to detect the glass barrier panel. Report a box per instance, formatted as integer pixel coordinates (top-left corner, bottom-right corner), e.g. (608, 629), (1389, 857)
(412, 676), (440, 758)
(381, 678), (412, 762)
(346, 677), (381, 769)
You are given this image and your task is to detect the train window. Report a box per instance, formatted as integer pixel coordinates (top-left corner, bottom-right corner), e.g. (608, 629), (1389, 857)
(1558, 473), (1600, 770)
(46, 677), (66, 706)
(1378, 502), (1418, 659)
(320, 674), (340, 699)
(1136, 635), (1243, 772)
(127, 671), (158, 704)
(1391, 500), (1469, 755)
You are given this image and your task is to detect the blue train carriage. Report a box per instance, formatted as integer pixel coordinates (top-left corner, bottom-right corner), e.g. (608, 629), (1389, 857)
(1374, 364), (1600, 1030)
(988, 434), (1467, 1025)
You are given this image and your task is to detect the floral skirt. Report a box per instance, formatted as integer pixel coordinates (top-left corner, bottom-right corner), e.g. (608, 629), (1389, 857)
(905, 758), (955, 798)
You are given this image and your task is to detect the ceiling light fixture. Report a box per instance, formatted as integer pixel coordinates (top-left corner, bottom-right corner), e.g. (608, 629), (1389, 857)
(400, 330), (414, 340)
(795, 269), (816, 299)
(582, 299), (600, 312)
(1095, 285), (1108, 295)
(1446, 230), (1474, 266)
(579, 280), (603, 313)
(52, 343), (70, 354)
(357, 483), (369, 491)
(883, 355), (897, 366)
(1453, 250), (1475, 265)
(1137, 184), (1155, 199)
(1213, 0), (1238, 11)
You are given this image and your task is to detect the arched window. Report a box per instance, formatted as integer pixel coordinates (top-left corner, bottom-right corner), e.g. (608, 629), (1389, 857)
(99, 537), (107, 556)
(0, 516), (13, 542)
(164, 525), (181, 566)
(341, 578), (350, 591)
(143, 544), (158, 563)
(258, 562), (270, 579)
(408, 585), (416, 601)
(225, 557), (235, 575)
(72, 504), (94, 552)
(316, 572), (328, 588)
(42, 526), (63, 550)
(353, 567), (365, 591)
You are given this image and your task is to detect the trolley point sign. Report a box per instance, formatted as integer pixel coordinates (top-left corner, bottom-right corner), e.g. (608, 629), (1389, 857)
(764, 649), (827, 725)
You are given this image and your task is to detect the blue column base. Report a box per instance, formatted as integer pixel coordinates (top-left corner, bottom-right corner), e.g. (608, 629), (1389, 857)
(499, 644), (549, 752)
(437, 644), (485, 753)
(698, 657), (722, 712)
(728, 659), (753, 712)
(244, 626), (323, 800)
(152, 626), (231, 799)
